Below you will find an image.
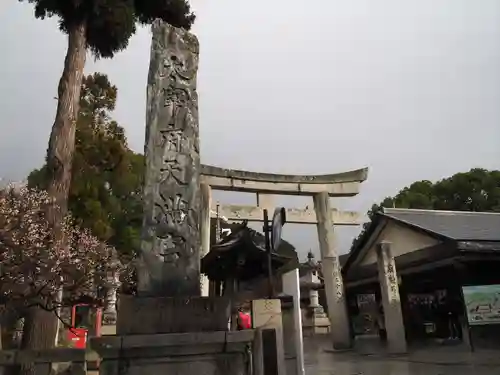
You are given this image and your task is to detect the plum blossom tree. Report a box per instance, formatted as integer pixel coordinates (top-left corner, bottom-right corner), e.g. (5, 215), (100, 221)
(0, 185), (121, 330)
(19, 0), (195, 353)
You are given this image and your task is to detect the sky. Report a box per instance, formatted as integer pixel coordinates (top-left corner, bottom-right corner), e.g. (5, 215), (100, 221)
(1, 0), (500, 259)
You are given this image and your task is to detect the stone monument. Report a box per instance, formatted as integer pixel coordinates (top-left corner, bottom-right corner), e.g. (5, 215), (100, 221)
(116, 20), (233, 333)
(137, 17), (201, 298)
(92, 22), (256, 375)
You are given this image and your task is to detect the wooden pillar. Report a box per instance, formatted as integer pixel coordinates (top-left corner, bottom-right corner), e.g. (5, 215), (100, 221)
(377, 241), (407, 353)
(454, 261), (473, 350)
(313, 191), (351, 349)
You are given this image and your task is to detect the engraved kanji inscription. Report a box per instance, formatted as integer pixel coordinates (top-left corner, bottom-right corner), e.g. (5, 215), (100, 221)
(160, 54), (197, 81)
(159, 157), (185, 185)
(159, 130), (185, 153)
(155, 194), (188, 226)
(164, 87), (189, 109)
(161, 87), (190, 131)
(386, 259), (399, 299)
(332, 257), (344, 301)
(157, 234), (186, 263)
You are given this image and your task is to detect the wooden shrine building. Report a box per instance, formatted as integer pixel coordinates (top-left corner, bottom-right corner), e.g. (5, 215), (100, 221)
(201, 220), (299, 302)
(342, 208), (500, 352)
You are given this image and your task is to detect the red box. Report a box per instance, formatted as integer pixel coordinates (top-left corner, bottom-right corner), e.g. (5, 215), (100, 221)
(67, 327), (88, 349)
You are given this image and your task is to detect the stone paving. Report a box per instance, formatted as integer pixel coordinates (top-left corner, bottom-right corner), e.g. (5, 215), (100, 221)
(304, 335), (500, 375)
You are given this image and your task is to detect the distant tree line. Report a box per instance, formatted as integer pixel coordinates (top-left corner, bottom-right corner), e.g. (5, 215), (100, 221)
(351, 168), (500, 251)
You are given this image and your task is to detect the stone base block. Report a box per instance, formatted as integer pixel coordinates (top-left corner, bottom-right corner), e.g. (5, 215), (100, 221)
(101, 324), (116, 336)
(312, 306), (326, 317)
(117, 295), (230, 334)
(302, 306), (331, 336)
(252, 299), (285, 375)
(314, 325), (330, 334)
(91, 330), (256, 375)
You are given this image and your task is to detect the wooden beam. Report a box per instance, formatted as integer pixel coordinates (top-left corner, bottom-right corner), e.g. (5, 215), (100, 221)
(210, 204), (360, 225)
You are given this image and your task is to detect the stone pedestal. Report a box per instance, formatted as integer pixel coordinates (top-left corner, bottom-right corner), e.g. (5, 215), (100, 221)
(311, 308), (331, 335)
(116, 295), (231, 335)
(92, 330), (255, 375)
(251, 299), (285, 375)
(307, 287), (330, 334)
(92, 296), (256, 375)
(301, 307), (330, 336)
(313, 192), (350, 349)
(376, 241), (407, 354)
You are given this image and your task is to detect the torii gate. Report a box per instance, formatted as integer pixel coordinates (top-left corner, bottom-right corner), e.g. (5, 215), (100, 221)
(199, 164), (368, 350)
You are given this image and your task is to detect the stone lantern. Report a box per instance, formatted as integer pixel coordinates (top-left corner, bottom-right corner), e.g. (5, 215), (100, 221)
(299, 251), (331, 335)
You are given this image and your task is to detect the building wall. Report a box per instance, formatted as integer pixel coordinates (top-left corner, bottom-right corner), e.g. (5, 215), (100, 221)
(236, 274), (284, 302)
(359, 221), (441, 266)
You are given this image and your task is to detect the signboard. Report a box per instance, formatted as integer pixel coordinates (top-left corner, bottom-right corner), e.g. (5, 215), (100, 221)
(462, 284), (500, 325)
(271, 207), (286, 251)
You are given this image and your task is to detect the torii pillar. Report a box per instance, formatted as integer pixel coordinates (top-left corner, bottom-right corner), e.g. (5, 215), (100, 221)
(314, 192), (350, 349)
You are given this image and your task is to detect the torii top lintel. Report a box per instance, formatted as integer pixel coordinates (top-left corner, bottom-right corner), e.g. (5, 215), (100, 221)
(200, 165), (368, 197)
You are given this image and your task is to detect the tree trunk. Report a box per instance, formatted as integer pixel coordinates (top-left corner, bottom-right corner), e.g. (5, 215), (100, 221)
(0, 310), (22, 375)
(46, 22), (87, 226)
(20, 21), (87, 375)
(19, 307), (58, 375)
(0, 321), (4, 375)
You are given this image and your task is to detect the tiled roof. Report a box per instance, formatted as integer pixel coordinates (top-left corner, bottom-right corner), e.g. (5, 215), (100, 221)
(382, 208), (500, 241)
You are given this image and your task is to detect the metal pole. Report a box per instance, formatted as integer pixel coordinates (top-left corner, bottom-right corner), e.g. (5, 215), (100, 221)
(454, 261), (474, 352)
(263, 209), (274, 298)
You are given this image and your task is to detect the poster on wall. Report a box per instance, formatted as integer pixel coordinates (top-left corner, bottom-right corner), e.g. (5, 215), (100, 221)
(462, 285), (500, 325)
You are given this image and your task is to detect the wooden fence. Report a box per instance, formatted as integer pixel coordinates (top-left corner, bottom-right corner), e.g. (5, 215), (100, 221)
(0, 349), (99, 375)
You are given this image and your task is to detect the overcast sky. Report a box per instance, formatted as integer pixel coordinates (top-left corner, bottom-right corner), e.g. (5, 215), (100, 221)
(1, 0), (500, 259)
